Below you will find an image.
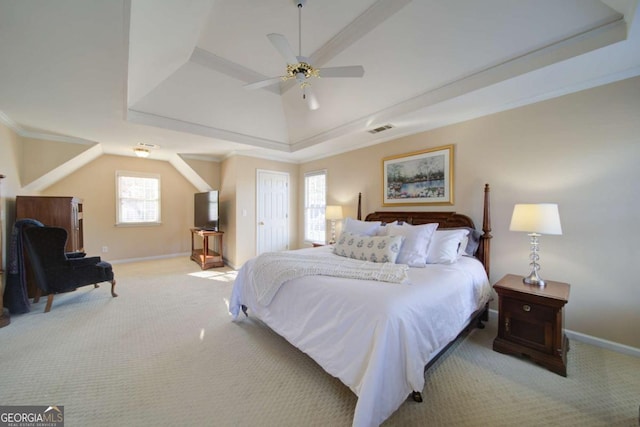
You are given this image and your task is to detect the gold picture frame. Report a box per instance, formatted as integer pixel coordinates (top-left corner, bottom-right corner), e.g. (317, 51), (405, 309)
(382, 144), (454, 206)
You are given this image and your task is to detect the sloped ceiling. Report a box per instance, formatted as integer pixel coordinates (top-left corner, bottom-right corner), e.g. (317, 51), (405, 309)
(1, 0), (639, 168)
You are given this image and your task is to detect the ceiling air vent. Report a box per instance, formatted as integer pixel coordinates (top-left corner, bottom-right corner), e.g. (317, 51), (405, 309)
(137, 142), (160, 149)
(368, 124), (393, 134)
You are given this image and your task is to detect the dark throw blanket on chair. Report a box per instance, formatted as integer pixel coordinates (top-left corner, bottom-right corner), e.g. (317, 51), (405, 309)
(4, 218), (44, 314)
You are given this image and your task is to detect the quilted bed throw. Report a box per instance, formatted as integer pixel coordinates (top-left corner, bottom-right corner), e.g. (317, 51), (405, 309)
(251, 251), (409, 306)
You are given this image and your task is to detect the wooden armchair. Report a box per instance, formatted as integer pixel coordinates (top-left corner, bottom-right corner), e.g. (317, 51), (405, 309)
(23, 226), (117, 312)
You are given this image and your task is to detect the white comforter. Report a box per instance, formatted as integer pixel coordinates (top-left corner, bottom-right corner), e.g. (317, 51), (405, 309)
(229, 246), (491, 427)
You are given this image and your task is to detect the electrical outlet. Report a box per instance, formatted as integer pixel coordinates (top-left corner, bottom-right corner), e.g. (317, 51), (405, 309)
(102, 246), (108, 253)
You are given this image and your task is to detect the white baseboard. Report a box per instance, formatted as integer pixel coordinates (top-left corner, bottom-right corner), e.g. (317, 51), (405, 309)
(563, 330), (640, 358)
(110, 252), (191, 264)
(111, 252), (237, 270)
(488, 309), (640, 358)
(222, 257), (239, 270)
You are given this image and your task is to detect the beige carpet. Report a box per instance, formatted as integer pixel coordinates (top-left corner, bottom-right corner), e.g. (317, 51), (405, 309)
(1, 257), (638, 426)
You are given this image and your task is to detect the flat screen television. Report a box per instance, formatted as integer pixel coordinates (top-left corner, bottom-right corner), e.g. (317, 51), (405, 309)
(194, 191), (219, 231)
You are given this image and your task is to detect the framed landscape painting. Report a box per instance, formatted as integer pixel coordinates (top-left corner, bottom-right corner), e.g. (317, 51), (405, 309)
(382, 145), (454, 206)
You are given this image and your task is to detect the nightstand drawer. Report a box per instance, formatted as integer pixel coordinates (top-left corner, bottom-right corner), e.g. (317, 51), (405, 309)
(501, 298), (554, 353)
(503, 298), (555, 322)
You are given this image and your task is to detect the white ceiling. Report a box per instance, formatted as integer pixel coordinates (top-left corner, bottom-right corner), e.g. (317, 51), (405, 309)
(1, 0), (639, 169)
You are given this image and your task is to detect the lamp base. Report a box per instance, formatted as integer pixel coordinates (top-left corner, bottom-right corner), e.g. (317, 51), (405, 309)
(329, 220), (337, 246)
(523, 271), (546, 287)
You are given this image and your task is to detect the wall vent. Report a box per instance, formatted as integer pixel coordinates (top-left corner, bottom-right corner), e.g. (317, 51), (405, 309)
(368, 124), (393, 134)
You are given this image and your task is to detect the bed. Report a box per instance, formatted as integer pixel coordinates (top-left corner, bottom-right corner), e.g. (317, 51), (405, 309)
(229, 184), (493, 427)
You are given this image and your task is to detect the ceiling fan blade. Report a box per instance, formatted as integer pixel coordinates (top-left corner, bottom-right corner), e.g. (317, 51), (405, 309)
(303, 86), (320, 111)
(244, 76), (283, 90)
(267, 33), (298, 65)
(317, 65), (365, 78)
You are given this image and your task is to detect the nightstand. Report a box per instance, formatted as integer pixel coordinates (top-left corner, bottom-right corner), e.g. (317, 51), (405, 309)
(493, 274), (570, 376)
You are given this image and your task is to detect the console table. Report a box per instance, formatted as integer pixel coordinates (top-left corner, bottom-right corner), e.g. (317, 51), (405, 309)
(190, 228), (224, 269)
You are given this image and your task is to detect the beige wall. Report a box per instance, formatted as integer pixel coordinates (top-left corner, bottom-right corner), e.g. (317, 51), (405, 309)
(0, 124), (23, 310)
(20, 137), (92, 186)
(41, 154), (199, 261)
(220, 156), (237, 266)
(300, 76), (640, 349)
(0, 123), (22, 273)
(221, 155), (299, 268)
(182, 157), (221, 189)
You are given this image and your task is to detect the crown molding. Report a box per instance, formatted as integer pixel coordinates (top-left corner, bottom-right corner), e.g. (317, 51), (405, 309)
(222, 150), (299, 164)
(19, 130), (97, 145)
(127, 108), (292, 152)
(179, 153), (222, 162)
(0, 111), (21, 132)
(0, 110), (97, 145)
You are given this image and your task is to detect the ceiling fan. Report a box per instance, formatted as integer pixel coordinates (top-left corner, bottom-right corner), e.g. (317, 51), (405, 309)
(244, 0), (365, 110)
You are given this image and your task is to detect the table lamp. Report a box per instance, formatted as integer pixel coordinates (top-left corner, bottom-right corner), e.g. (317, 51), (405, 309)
(509, 203), (562, 287)
(325, 205), (343, 244)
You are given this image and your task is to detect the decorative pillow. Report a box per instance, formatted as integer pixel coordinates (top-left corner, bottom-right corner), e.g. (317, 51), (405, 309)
(426, 229), (470, 264)
(343, 217), (381, 236)
(462, 227), (482, 256)
(384, 222), (438, 267)
(334, 231), (404, 263)
(458, 235), (470, 256)
(445, 227), (481, 256)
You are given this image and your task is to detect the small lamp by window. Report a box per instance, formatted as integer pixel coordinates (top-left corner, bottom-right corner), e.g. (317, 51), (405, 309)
(325, 205), (343, 244)
(509, 203), (562, 287)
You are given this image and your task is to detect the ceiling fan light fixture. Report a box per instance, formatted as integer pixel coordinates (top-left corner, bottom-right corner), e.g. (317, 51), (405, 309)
(133, 147), (150, 158)
(286, 62), (319, 82)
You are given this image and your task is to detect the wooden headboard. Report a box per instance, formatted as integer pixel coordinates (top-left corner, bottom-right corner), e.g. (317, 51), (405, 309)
(360, 184), (492, 277)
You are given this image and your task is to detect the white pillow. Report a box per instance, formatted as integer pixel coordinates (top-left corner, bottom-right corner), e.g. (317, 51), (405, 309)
(334, 232), (404, 263)
(376, 220), (398, 236)
(426, 229), (470, 264)
(384, 223), (438, 267)
(343, 217), (381, 236)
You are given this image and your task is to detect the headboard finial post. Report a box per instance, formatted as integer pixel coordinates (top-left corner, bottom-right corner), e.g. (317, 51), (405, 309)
(480, 184), (492, 278)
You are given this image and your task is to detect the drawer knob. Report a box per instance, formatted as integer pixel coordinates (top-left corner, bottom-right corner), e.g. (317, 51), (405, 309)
(522, 304), (531, 312)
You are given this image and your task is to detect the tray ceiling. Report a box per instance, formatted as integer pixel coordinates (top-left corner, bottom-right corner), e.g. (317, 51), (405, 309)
(1, 0), (639, 164)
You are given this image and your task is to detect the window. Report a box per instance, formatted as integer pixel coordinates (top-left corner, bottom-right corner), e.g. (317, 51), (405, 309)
(116, 171), (161, 225)
(304, 170), (326, 243)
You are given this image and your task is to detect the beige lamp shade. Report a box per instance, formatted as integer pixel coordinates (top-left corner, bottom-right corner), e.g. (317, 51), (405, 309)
(325, 205), (343, 221)
(509, 204), (562, 235)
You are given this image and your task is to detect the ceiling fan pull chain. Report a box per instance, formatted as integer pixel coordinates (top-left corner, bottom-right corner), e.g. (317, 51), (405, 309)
(298, 2), (302, 57)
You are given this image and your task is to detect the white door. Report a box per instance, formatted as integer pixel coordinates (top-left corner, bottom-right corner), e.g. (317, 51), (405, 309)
(257, 170), (289, 255)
